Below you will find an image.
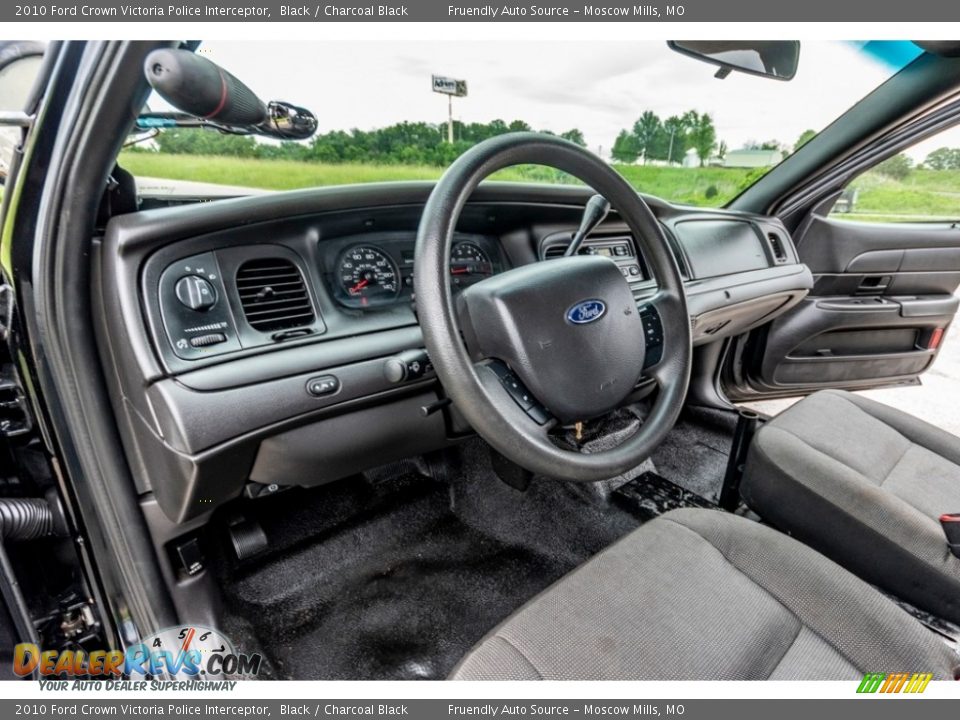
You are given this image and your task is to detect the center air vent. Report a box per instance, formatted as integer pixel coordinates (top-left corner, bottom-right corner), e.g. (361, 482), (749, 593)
(543, 243), (569, 259)
(236, 258), (315, 333)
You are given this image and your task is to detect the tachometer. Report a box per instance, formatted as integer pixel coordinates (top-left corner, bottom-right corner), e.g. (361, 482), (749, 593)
(336, 245), (400, 308)
(450, 241), (493, 287)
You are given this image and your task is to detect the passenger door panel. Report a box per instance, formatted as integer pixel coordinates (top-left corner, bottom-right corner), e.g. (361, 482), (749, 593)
(732, 215), (960, 398)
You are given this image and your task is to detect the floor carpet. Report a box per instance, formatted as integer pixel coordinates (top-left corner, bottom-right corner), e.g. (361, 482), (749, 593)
(211, 410), (734, 680)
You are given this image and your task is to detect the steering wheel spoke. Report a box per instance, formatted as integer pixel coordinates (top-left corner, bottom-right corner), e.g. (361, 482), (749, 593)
(639, 289), (688, 384)
(476, 360), (556, 436)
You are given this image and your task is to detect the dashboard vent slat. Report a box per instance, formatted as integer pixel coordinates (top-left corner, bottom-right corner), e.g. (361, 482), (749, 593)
(236, 258), (315, 333)
(543, 244), (568, 259)
(766, 232), (788, 263)
(237, 272), (302, 284)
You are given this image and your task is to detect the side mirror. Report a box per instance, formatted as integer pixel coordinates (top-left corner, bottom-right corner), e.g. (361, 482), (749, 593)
(668, 40), (800, 81)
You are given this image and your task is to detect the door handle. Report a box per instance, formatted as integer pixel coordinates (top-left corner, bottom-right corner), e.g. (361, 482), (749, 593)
(856, 275), (891, 294)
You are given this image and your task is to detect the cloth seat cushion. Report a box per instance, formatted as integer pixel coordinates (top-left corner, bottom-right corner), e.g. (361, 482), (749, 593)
(741, 389), (960, 624)
(450, 508), (957, 680)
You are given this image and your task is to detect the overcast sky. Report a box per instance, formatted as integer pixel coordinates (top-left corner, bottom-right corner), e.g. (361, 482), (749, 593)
(159, 40), (960, 160)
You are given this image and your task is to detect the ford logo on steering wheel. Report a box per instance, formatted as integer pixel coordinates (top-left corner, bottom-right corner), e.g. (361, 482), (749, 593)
(566, 299), (607, 325)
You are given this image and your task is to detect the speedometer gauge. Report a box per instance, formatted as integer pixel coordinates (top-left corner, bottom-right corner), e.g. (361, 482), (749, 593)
(336, 245), (400, 308)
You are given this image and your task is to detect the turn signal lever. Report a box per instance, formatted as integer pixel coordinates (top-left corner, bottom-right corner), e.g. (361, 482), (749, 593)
(940, 513), (960, 558)
(565, 194), (611, 257)
(140, 48), (318, 140)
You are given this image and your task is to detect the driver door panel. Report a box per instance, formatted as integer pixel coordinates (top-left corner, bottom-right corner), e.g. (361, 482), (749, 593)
(731, 215), (960, 398)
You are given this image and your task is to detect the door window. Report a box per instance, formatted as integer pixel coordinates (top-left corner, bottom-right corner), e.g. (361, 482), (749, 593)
(830, 122), (960, 223)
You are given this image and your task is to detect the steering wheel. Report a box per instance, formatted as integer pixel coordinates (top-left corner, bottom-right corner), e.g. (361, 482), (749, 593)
(414, 133), (691, 482)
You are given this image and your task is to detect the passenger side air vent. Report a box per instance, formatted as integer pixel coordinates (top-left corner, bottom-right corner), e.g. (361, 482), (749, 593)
(766, 232), (788, 264)
(236, 258), (315, 332)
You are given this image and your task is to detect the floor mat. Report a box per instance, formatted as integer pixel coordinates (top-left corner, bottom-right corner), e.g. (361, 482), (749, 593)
(613, 470), (716, 522)
(215, 471), (605, 680)
(212, 411), (737, 681)
(650, 406), (738, 501)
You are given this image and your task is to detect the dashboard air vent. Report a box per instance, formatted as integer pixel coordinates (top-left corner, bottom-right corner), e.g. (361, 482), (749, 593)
(236, 258), (315, 333)
(767, 232), (788, 263)
(543, 243), (568, 259)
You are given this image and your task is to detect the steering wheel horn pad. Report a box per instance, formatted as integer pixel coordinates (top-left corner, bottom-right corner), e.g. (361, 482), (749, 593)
(457, 255), (646, 423)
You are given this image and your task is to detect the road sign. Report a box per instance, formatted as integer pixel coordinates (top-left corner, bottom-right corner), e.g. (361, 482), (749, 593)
(432, 75), (467, 97)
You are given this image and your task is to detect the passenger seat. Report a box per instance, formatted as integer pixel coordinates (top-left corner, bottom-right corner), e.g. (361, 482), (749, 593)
(741, 389), (960, 624)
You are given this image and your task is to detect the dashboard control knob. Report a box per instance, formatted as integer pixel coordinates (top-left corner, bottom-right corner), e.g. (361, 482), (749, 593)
(383, 358), (408, 383)
(383, 349), (432, 384)
(175, 275), (217, 311)
(189, 332), (227, 348)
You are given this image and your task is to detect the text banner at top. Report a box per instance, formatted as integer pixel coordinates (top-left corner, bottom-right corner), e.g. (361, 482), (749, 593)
(5, 0), (960, 22)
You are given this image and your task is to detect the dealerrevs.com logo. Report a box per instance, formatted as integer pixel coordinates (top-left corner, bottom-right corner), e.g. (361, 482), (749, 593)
(857, 672), (933, 694)
(14, 625), (262, 687)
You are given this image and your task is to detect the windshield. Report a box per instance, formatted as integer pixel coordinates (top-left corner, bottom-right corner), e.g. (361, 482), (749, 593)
(123, 40), (924, 207)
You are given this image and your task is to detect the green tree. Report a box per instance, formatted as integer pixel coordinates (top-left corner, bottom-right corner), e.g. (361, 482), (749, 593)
(560, 129), (586, 147)
(875, 153), (914, 180)
(923, 147), (960, 171)
(794, 129), (817, 152)
(632, 111), (662, 163)
(155, 127), (259, 157)
(611, 129), (640, 163)
(688, 112), (717, 167)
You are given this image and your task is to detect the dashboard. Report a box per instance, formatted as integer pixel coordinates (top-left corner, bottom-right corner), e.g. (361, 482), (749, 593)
(95, 181), (813, 524)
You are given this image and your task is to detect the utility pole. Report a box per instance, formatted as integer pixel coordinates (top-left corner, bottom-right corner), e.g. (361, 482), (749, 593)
(448, 94), (453, 144)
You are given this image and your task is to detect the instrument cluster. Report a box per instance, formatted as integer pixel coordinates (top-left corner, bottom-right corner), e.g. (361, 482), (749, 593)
(327, 234), (501, 309)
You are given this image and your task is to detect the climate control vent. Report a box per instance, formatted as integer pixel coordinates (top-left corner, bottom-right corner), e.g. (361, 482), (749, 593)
(543, 243), (568, 259)
(767, 232), (788, 263)
(236, 258), (315, 333)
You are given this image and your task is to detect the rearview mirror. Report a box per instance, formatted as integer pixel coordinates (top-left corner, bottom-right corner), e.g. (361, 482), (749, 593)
(668, 41), (800, 81)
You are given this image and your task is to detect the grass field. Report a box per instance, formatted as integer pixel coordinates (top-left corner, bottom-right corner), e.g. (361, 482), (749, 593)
(119, 151), (960, 221)
(119, 152), (756, 207)
(845, 169), (960, 221)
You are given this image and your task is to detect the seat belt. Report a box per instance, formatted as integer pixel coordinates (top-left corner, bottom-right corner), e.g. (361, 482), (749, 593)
(939, 514), (960, 558)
